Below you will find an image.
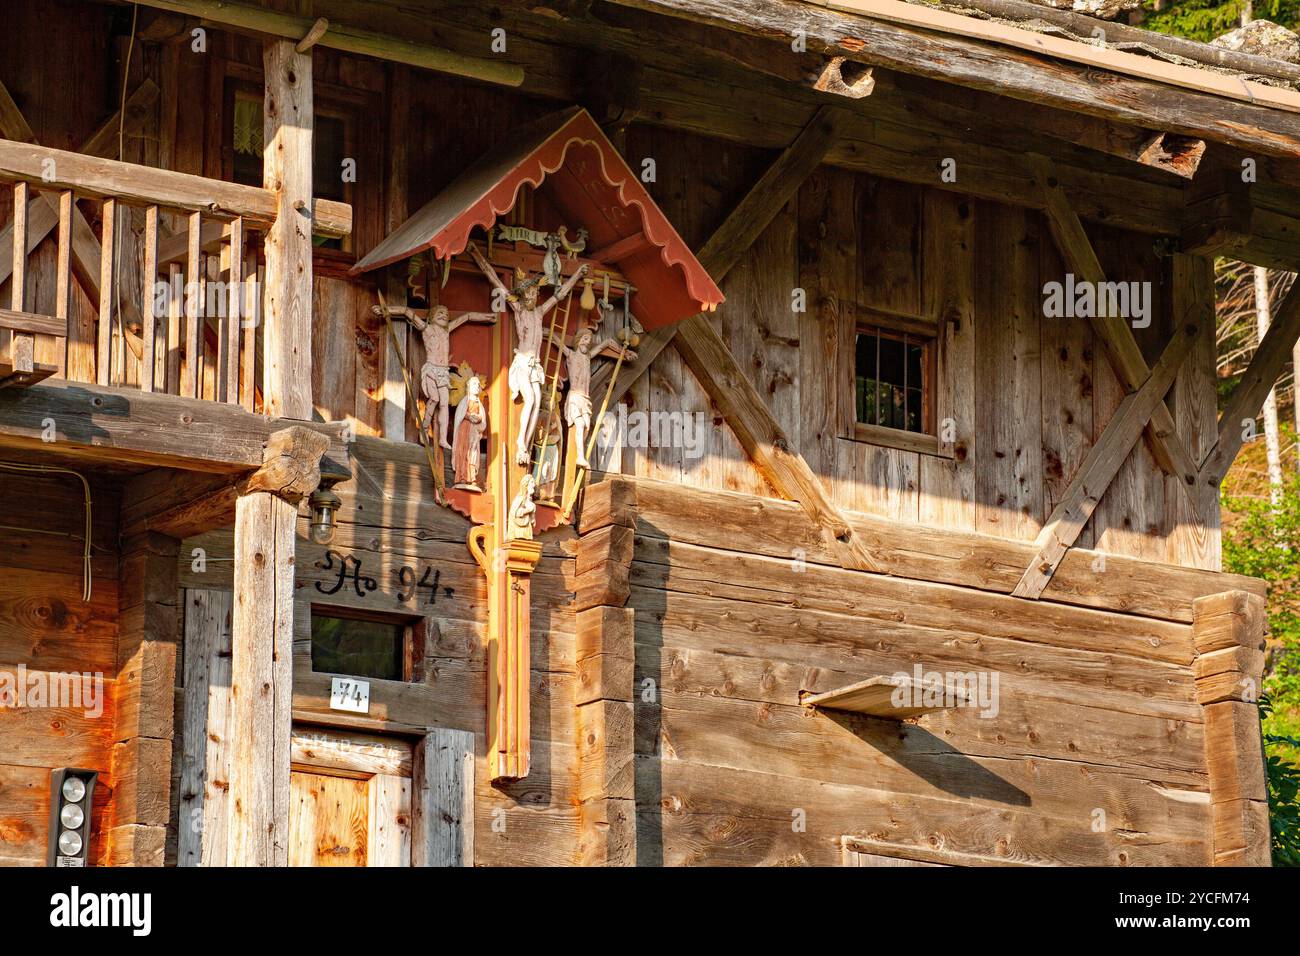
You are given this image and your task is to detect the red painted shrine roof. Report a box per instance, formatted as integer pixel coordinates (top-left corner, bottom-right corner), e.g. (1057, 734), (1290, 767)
(350, 107), (724, 329)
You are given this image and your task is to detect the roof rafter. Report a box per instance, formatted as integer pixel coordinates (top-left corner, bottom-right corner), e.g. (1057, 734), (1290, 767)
(602, 0), (1300, 158)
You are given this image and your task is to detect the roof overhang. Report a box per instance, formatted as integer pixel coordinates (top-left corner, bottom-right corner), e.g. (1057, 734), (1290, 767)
(352, 106), (724, 329)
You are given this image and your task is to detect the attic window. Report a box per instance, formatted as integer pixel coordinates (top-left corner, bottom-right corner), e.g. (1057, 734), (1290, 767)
(854, 323), (933, 436)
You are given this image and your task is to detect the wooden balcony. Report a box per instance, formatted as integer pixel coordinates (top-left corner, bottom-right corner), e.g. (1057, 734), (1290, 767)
(0, 138), (351, 474)
(0, 138), (350, 409)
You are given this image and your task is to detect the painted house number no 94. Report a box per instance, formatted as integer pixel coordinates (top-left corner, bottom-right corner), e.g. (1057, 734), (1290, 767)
(315, 549), (445, 605)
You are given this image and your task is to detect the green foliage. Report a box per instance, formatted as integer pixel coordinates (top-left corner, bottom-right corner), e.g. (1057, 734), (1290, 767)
(1261, 696), (1300, 865)
(1223, 469), (1300, 863)
(1140, 0), (1300, 41)
(1222, 472), (1300, 733)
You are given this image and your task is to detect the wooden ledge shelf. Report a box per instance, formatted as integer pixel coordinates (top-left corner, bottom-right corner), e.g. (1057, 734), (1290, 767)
(803, 675), (970, 720)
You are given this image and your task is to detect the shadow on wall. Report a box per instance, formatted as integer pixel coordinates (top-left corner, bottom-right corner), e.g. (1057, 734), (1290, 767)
(630, 516), (1030, 868)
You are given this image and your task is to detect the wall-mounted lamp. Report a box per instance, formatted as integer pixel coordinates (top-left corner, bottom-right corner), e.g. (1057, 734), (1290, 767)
(48, 769), (97, 867)
(308, 459), (350, 546)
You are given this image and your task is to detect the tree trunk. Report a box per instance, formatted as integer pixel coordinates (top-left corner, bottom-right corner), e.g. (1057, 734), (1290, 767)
(1254, 266), (1284, 508)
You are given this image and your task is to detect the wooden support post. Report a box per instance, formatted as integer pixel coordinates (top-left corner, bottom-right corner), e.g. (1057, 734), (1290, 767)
(1192, 591), (1271, 866)
(227, 492), (295, 865)
(262, 36), (313, 420)
(382, 64), (411, 440)
(227, 426), (330, 866)
(1168, 255), (1220, 571)
(411, 728), (475, 866)
(574, 478), (637, 866)
(109, 532), (180, 865)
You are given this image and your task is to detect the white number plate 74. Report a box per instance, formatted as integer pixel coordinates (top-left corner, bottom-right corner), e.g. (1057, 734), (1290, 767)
(329, 677), (371, 714)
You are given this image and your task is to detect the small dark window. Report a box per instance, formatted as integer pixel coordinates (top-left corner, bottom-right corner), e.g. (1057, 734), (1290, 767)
(311, 115), (348, 205)
(311, 612), (406, 681)
(231, 91), (264, 188)
(230, 92), (350, 250)
(854, 325), (932, 435)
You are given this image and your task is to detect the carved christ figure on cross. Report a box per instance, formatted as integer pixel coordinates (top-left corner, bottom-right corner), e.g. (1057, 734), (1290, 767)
(550, 326), (637, 469)
(470, 245), (589, 465)
(374, 303), (496, 448)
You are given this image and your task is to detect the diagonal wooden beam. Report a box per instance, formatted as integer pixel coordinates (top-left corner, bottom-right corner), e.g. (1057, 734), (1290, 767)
(694, 107), (849, 280)
(590, 105), (877, 569)
(0, 79), (160, 352)
(0, 79), (160, 266)
(0, 81), (35, 146)
(1030, 153), (1206, 522)
(592, 105), (845, 406)
(1013, 321), (1198, 598)
(1198, 278), (1300, 486)
(673, 310), (880, 572)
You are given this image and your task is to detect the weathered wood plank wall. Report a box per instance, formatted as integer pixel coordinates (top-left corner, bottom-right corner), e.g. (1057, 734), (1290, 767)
(608, 126), (1220, 568)
(5, 5), (1214, 569)
(0, 473), (121, 865)
(625, 476), (1215, 866)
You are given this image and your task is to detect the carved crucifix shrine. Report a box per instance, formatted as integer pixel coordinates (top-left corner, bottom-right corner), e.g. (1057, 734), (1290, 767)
(351, 107), (723, 782)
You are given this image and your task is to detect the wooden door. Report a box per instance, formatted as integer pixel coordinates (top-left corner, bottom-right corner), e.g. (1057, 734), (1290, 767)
(288, 728), (413, 867)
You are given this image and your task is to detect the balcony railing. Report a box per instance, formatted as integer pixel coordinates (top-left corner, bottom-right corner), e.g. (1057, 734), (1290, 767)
(0, 139), (350, 409)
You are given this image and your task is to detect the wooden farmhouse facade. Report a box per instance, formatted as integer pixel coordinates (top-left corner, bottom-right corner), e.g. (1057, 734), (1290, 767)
(0, 0), (1295, 867)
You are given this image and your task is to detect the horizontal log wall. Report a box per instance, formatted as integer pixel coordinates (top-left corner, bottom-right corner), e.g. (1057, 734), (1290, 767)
(613, 475), (1260, 866)
(173, 437), (583, 865)
(0, 473), (120, 865)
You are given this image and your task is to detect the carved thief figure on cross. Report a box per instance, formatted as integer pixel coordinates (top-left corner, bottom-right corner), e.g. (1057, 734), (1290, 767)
(472, 257), (589, 465)
(549, 323), (637, 469)
(374, 303), (496, 448)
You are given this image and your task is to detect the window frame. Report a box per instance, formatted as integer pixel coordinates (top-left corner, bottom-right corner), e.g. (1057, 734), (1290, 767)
(308, 603), (429, 684)
(216, 61), (384, 273)
(840, 308), (955, 459)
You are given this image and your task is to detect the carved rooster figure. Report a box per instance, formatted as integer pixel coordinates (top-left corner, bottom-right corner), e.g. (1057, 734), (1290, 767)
(558, 226), (588, 259)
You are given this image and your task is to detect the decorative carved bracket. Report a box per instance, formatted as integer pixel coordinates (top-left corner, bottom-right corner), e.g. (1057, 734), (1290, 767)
(245, 425), (334, 503)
